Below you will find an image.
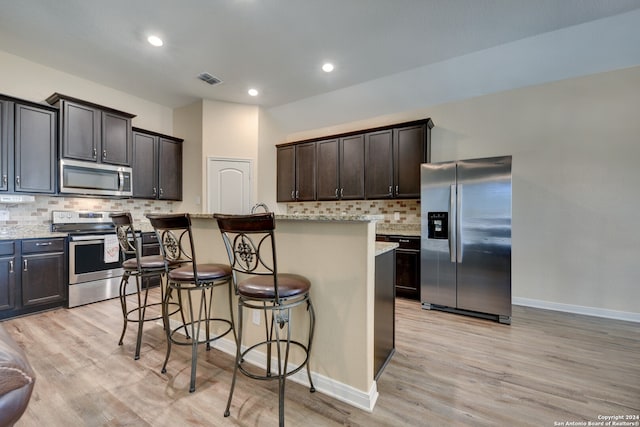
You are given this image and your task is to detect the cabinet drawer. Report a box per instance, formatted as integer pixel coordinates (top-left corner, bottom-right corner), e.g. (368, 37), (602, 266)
(376, 235), (420, 250)
(0, 241), (15, 256)
(141, 232), (158, 244)
(22, 238), (65, 254)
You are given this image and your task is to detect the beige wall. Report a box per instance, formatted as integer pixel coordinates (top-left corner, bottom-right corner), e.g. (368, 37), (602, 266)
(200, 100), (260, 212)
(261, 67), (640, 317)
(0, 50), (173, 133)
(174, 100), (203, 212)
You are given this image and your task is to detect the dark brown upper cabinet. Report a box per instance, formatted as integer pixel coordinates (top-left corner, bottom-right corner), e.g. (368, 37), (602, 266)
(0, 99), (9, 192)
(277, 118), (433, 202)
(14, 103), (57, 194)
(0, 95), (57, 195)
(316, 136), (365, 200)
(132, 128), (183, 201)
(276, 142), (316, 202)
(46, 93), (135, 167)
(365, 122), (432, 199)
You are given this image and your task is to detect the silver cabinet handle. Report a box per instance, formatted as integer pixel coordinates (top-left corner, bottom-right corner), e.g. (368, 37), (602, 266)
(388, 185), (392, 196)
(9, 260), (13, 273)
(2, 175), (6, 186)
(35, 242), (52, 246)
(295, 190), (299, 199)
(153, 187), (157, 196)
(103, 149), (107, 159)
(15, 176), (20, 186)
(23, 259), (28, 272)
(93, 148), (97, 158)
(340, 188), (344, 198)
(395, 185), (399, 194)
(291, 190), (295, 199)
(159, 188), (164, 197)
(335, 188), (338, 199)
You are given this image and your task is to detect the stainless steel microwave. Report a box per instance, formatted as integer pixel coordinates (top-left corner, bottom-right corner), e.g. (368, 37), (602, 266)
(59, 159), (133, 197)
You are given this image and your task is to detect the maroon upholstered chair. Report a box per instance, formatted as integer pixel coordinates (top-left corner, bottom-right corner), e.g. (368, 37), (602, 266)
(147, 213), (235, 393)
(214, 212), (315, 426)
(0, 323), (35, 426)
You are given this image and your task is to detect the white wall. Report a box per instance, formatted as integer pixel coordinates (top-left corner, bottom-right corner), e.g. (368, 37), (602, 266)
(174, 100), (203, 212)
(260, 66), (640, 318)
(0, 51), (173, 133)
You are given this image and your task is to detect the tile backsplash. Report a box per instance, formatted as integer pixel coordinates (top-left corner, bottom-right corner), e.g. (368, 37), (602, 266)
(286, 199), (420, 224)
(0, 195), (175, 227)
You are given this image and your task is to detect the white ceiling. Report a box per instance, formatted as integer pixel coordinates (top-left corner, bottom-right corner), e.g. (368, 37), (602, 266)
(1, 0), (639, 109)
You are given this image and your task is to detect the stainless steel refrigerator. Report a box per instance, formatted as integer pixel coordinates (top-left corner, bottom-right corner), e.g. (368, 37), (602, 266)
(420, 156), (512, 324)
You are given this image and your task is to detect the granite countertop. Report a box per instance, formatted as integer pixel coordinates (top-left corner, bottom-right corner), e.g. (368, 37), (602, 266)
(189, 213), (385, 222)
(0, 226), (68, 240)
(375, 241), (398, 256)
(375, 222), (421, 236)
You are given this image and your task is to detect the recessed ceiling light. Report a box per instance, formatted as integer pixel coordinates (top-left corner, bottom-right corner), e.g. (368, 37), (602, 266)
(322, 63), (334, 73)
(248, 88), (259, 97)
(147, 35), (163, 47)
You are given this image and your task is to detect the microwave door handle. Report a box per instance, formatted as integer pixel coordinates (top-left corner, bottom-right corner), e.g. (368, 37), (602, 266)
(118, 171), (124, 191)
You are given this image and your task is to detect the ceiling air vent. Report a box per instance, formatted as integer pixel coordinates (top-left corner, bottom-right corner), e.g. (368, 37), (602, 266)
(197, 72), (222, 85)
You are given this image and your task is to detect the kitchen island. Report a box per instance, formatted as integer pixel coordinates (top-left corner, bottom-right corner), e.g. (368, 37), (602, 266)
(188, 213), (387, 411)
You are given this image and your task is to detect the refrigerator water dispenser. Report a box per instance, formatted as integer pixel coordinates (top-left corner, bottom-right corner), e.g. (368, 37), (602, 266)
(427, 212), (448, 239)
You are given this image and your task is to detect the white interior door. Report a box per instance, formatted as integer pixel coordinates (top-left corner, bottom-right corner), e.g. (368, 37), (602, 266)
(207, 158), (252, 214)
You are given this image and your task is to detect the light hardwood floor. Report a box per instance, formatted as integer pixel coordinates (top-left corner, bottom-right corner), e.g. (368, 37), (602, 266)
(3, 291), (639, 426)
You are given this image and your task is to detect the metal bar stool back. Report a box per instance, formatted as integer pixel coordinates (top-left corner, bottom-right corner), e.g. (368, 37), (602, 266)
(214, 212), (316, 426)
(147, 213), (235, 392)
(110, 212), (172, 360)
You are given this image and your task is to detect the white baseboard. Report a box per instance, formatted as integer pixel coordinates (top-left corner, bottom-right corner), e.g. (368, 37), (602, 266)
(164, 319), (378, 411)
(513, 297), (640, 323)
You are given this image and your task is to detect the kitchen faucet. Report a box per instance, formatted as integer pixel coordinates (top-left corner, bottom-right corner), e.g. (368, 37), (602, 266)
(251, 203), (270, 213)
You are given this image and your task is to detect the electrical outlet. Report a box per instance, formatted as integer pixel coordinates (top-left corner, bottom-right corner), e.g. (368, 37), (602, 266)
(393, 211), (400, 221)
(252, 310), (260, 325)
(0, 210), (9, 221)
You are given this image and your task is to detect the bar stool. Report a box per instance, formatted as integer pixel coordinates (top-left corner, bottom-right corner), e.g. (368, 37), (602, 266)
(214, 212), (316, 426)
(110, 212), (184, 360)
(147, 213), (235, 393)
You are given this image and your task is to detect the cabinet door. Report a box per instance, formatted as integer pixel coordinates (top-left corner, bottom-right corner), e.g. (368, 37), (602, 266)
(158, 137), (182, 200)
(102, 111), (132, 166)
(62, 100), (99, 161)
(0, 100), (8, 191)
(394, 124), (425, 198)
(365, 130), (393, 199)
(21, 251), (66, 307)
(339, 135), (365, 199)
(295, 142), (316, 201)
(132, 131), (158, 198)
(395, 248), (420, 299)
(316, 139), (339, 200)
(14, 103), (56, 193)
(0, 255), (17, 312)
(276, 146), (296, 202)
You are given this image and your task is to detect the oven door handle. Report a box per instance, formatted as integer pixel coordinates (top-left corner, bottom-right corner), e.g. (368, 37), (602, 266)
(70, 235), (109, 243)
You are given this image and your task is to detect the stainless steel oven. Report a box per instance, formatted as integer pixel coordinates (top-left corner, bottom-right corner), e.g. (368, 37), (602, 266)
(52, 210), (138, 307)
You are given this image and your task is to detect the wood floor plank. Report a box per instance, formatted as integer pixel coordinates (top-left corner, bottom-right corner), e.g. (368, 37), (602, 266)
(2, 292), (638, 426)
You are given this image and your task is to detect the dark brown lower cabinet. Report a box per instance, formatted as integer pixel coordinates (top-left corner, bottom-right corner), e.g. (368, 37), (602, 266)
(376, 235), (420, 300)
(21, 238), (66, 307)
(0, 238), (67, 320)
(141, 232), (161, 288)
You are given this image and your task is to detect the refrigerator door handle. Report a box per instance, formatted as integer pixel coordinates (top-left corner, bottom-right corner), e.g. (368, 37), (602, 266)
(457, 183), (463, 263)
(449, 184), (456, 263)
